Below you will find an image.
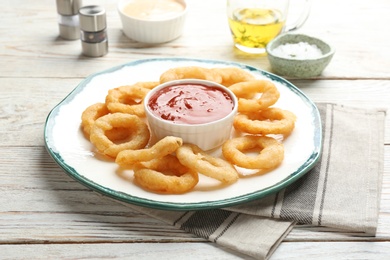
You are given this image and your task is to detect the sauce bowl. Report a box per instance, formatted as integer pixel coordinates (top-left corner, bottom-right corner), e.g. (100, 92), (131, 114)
(117, 0), (188, 44)
(144, 79), (238, 151)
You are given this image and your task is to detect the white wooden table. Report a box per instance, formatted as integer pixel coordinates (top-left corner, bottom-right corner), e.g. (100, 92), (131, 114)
(1, 0), (389, 258)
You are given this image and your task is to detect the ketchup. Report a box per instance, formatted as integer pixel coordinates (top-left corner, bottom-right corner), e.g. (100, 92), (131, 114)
(148, 84), (234, 124)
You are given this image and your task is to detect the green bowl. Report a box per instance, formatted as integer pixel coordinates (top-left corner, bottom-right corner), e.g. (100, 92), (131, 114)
(266, 33), (335, 78)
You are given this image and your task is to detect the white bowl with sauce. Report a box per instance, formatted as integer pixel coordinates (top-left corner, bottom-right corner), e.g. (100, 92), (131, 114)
(144, 79), (238, 151)
(118, 0), (187, 44)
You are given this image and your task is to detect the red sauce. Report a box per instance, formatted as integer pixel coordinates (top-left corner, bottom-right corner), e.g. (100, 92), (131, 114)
(148, 84), (234, 124)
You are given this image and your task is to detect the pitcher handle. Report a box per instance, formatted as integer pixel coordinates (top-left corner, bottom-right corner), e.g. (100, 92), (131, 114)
(285, 0), (312, 32)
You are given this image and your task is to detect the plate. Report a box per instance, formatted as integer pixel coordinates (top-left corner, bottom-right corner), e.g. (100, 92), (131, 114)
(44, 57), (322, 211)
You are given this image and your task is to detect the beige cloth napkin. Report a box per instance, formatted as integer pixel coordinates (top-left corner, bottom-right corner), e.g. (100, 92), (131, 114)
(128, 103), (386, 259)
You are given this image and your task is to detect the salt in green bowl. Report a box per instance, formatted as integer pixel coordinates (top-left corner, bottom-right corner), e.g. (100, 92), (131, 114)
(266, 33), (335, 78)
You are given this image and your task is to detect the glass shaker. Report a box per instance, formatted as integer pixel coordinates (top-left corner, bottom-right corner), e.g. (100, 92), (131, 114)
(56, 0), (83, 40)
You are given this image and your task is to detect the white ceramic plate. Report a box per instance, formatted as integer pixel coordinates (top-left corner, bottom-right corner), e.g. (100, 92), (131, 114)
(44, 58), (322, 210)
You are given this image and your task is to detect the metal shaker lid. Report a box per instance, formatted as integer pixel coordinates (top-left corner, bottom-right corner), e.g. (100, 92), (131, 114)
(79, 5), (107, 32)
(56, 0), (82, 15)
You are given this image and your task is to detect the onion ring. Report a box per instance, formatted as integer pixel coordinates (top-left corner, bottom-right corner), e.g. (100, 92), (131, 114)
(228, 80), (280, 112)
(211, 67), (255, 87)
(159, 66), (222, 84)
(81, 102), (109, 137)
(233, 108), (297, 136)
(133, 155), (199, 194)
(176, 144), (239, 184)
(105, 82), (157, 117)
(89, 113), (150, 158)
(222, 136), (284, 169)
(115, 136), (183, 166)
(81, 102), (130, 141)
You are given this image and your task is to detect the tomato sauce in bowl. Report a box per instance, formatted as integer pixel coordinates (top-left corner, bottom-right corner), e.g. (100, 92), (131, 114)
(144, 79), (238, 151)
(147, 83), (234, 124)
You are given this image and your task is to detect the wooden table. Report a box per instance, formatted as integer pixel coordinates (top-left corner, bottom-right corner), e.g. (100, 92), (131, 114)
(1, 0), (389, 258)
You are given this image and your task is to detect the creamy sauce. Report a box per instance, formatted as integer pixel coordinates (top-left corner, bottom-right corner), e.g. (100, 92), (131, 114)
(148, 84), (234, 124)
(122, 0), (185, 21)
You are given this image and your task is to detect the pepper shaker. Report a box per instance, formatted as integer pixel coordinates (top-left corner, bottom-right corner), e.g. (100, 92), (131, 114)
(79, 5), (108, 57)
(56, 0), (82, 40)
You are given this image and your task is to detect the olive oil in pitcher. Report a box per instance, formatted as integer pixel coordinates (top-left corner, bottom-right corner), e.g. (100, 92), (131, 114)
(228, 8), (285, 53)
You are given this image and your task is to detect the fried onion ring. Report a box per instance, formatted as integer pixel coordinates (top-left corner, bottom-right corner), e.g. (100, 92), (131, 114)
(81, 102), (109, 137)
(176, 144), (239, 184)
(222, 136), (284, 169)
(211, 67), (255, 87)
(89, 113), (150, 158)
(233, 108), (297, 136)
(133, 155), (199, 194)
(159, 66), (222, 84)
(228, 80), (280, 112)
(81, 102), (130, 141)
(105, 82), (157, 117)
(115, 136), (183, 166)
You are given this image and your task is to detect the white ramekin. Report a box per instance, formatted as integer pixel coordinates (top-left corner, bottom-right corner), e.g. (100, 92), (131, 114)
(117, 0), (188, 44)
(144, 79), (238, 151)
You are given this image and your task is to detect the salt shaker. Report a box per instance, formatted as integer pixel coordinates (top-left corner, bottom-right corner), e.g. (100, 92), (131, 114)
(79, 5), (108, 57)
(56, 0), (82, 40)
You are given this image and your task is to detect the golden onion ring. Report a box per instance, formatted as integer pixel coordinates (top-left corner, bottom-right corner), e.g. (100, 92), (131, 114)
(105, 82), (158, 117)
(229, 80), (280, 113)
(233, 108), (296, 136)
(211, 67), (255, 87)
(222, 136), (284, 169)
(89, 113), (150, 158)
(159, 66), (223, 84)
(176, 144), (239, 184)
(133, 155), (199, 194)
(115, 136), (183, 166)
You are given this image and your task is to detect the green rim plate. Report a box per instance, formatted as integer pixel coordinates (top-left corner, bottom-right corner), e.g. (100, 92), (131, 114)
(44, 57), (322, 211)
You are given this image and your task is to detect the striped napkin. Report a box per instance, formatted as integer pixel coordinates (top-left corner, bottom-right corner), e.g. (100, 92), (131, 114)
(128, 103), (386, 259)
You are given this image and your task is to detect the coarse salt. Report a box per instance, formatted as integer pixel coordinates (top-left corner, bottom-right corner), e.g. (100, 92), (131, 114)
(272, 42), (323, 59)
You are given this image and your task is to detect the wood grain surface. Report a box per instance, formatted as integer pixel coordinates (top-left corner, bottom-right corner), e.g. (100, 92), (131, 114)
(1, 0), (389, 259)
